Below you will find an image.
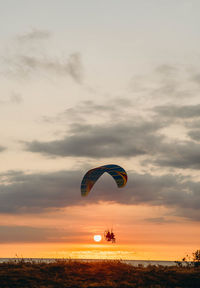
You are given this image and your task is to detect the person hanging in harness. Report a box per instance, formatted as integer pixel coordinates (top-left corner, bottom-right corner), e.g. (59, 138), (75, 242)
(104, 229), (116, 243)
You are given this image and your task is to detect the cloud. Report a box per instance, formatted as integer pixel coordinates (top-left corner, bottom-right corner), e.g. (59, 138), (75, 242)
(25, 120), (164, 158)
(25, 96), (200, 170)
(144, 217), (174, 224)
(0, 225), (89, 243)
(42, 98), (133, 126)
(1, 31), (83, 84)
(0, 92), (23, 105)
(152, 140), (200, 170)
(66, 53), (83, 83)
(5, 53), (83, 84)
(0, 170), (81, 213)
(0, 169), (199, 221)
(9, 92), (23, 104)
(0, 146), (6, 152)
(154, 104), (200, 119)
(188, 129), (200, 141)
(130, 64), (195, 103)
(155, 64), (177, 76)
(136, 103), (200, 169)
(26, 101), (200, 170)
(17, 28), (51, 42)
(191, 73), (200, 85)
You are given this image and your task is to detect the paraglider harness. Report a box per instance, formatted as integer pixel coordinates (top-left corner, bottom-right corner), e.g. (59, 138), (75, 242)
(104, 229), (116, 243)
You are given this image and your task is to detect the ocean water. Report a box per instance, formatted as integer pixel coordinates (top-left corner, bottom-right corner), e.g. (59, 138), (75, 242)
(0, 258), (176, 267)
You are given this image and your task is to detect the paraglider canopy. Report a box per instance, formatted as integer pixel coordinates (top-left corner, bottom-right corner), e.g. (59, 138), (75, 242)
(81, 164), (127, 197)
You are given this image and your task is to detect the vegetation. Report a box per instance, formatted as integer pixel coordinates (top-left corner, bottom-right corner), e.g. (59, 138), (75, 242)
(193, 250), (200, 267)
(175, 249), (200, 268)
(0, 258), (199, 288)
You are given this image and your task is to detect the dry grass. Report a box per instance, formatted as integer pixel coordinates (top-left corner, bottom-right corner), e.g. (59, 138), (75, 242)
(0, 259), (199, 287)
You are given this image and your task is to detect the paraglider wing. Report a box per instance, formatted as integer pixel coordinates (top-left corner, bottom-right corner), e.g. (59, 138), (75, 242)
(81, 164), (127, 197)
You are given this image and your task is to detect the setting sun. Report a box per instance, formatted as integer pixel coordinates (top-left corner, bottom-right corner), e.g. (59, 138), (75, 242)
(93, 235), (102, 242)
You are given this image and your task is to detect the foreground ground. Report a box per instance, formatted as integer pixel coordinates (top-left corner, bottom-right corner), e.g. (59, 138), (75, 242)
(0, 260), (199, 288)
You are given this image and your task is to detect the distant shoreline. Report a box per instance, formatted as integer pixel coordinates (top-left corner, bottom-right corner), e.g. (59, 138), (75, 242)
(0, 257), (179, 266)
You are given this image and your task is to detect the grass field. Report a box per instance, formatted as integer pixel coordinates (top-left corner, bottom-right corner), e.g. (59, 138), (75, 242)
(0, 259), (199, 288)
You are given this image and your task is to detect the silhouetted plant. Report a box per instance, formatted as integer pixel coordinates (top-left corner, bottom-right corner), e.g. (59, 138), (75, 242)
(193, 250), (200, 267)
(175, 249), (200, 268)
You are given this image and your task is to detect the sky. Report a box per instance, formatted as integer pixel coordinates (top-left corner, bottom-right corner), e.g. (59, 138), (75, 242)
(0, 0), (200, 260)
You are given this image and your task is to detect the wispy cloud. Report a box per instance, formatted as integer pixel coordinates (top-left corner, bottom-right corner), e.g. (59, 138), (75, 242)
(42, 98), (133, 124)
(130, 64), (199, 104)
(1, 30), (83, 84)
(4, 53), (83, 84)
(144, 217), (174, 224)
(0, 92), (23, 105)
(17, 28), (51, 42)
(0, 225), (89, 243)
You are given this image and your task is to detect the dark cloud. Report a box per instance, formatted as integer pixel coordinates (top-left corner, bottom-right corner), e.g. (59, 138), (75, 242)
(0, 170), (81, 213)
(26, 107), (200, 169)
(191, 73), (200, 85)
(147, 103), (200, 169)
(0, 169), (199, 221)
(153, 141), (200, 170)
(0, 225), (89, 243)
(186, 119), (200, 129)
(154, 104), (200, 119)
(25, 95), (200, 171)
(25, 120), (164, 158)
(0, 146), (6, 152)
(188, 129), (200, 141)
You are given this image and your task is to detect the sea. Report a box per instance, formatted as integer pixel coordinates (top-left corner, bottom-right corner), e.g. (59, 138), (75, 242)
(0, 258), (177, 267)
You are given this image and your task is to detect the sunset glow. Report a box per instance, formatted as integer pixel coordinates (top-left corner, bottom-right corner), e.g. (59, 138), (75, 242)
(93, 235), (102, 242)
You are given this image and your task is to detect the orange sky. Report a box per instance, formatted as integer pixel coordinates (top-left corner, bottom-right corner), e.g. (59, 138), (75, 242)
(0, 203), (199, 260)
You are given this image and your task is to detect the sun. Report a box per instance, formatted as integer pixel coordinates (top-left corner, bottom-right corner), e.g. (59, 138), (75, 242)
(93, 235), (102, 242)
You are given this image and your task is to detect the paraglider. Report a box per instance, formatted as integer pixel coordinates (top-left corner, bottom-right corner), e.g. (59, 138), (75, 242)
(81, 164), (127, 197)
(104, 229), (116, 243)
(80, 164), (128, 243)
